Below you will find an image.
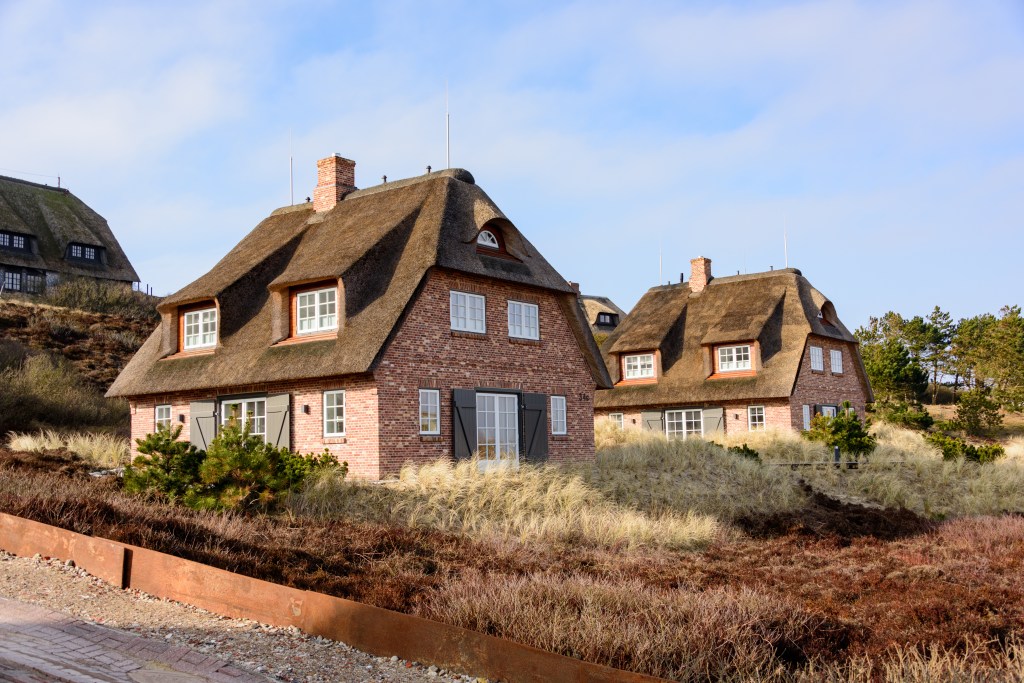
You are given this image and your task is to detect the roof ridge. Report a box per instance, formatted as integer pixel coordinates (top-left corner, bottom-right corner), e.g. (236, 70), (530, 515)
(0, 174), (70, 194)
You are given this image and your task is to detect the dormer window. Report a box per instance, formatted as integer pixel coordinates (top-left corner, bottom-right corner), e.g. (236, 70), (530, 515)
(597, 312), (618, 327)
(296, 286), (338, 335)
(476, 230), (499, 249)
(623, 353), (655, 379)
(0, 231), (29, 251)
(68, 243), (101, 261)
(717, 344), (752, 372)
(182, 306), (218, 351)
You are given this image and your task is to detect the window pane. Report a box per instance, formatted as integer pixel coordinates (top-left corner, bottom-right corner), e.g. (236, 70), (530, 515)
(419, 389), (439, 434)
(324, 391), (345, 435)
(748, 406), (765, 431)
(452, 291), (485, 332)
(552, 396), (567, 434)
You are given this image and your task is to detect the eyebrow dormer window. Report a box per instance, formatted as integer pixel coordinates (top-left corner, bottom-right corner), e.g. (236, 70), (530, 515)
(477, 230), (499, 249)
(296, 286), (338, 335)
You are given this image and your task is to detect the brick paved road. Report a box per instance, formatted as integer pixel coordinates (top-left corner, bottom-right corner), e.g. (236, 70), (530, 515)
(0, 596), (268, 683)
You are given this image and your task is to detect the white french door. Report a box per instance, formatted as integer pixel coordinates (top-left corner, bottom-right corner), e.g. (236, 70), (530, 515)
(221, 398), (266, 440)
(476, 393), (519, 469)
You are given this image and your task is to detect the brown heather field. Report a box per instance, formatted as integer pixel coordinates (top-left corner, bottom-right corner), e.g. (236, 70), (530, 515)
(5, 422), (1024, 681)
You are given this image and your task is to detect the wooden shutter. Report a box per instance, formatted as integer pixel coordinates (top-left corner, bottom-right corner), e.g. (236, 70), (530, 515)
(641, 411), (663, 432)
(702, 406), (725, 437)
(522, 393), (548, 463)
(189, 399), (216, 451)
(266, 393), (291, 450)
(452, 389), (477, 460)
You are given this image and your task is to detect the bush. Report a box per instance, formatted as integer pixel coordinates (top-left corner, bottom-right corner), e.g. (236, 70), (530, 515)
(926, 432), (1004, 464)
(40, 278), (158, 321)
(124, 426), (205, 500)
(804, 402), (876, 456)
(954, 389), (1003, 436)
(874, 400), (934, 431)
(728, 443), (760, 461)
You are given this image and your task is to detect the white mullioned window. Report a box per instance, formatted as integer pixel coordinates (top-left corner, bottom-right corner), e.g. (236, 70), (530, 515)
(623, 353), (655, 379)
(476, 393), (519, 464)
(0, 233), (8, 247)
(802, 405), (811, 430)
(12, 235), (25, 249)
(821, 405), (838, 418)
(718, 344), (752, 372)
(810, 345), (824, 371)
(507, 300), (539, 340)
(450, 291), (486, 333)
(830, 349), (844, 374)
(3, 272), (20, 291)
(324, 390), (346, 437)
(155, 404), (172, 431)
(419, 389), (440, 435)
(83, 246), (96, 260)
(551, 395), (567, 435)
(25, 273), (43, 293)
(71, 244), (82, 258)
(477, 230), (499, 248)
(666, 409), (703, 439)
(748, 405), (766, 431)
(609, 413), (624, 429)
(221, 398), (266, 440)
(296, 286), (338, 335)
(183, 307), (218, 350)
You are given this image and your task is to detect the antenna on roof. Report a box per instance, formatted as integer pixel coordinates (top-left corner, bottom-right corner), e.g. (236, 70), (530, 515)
(658, 240), (663, 285)
(445, 80), (451, 169)
(288, 128), (294, 206)
(784, 216), (789, 268)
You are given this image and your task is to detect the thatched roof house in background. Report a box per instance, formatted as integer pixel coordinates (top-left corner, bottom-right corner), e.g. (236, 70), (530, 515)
(592, 256), (872, 436)
(0, 175), (139, 294)
(110, 154), (610, 479)
(580, 294), (626, 341)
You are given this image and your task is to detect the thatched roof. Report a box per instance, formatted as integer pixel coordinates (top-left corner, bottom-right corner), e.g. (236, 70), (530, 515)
(109, 169), (611, 397)
(594, 268), (871, 408)
(580, 295), (625, 335)
(0, 175), (138, 282)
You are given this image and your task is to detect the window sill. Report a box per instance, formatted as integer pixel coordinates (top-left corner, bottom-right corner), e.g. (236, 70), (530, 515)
(551, 434), (569, 441)
(451, 330), (487, 340)
(509, 337), (541, 346)
(707, 370), (756, 380)
(831, 372), (844, 376)
(274, 332), (337, 346)
(323, 436), (347, 444)
(162, 349), (216, 360)
(811, 369), (825, 375)
(616, 377), (657, 386)
(419, 435), (443, 442)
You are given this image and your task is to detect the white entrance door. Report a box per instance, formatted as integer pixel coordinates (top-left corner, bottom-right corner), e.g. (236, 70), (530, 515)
(221, 398), (267, 440)
(476, 393), (519, 469)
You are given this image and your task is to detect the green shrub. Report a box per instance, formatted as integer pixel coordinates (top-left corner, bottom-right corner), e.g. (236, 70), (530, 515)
(926, 432), (1004, 464)
(728, 443), (760, 461)
(124, 426), (205, 499)
(874, 400), (935, 431)
(804, 402), (876, 456)
(953, 389), (1003, 436)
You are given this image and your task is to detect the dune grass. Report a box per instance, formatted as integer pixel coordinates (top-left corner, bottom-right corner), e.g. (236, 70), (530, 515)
(6, 430), (130, 468)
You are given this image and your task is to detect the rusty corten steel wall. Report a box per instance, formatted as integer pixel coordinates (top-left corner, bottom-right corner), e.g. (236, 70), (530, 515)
(0, 513), (668, 683)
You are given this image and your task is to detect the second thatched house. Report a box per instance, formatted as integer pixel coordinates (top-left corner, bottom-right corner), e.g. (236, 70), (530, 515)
(593, 257), (872, 437)
(108, 154), (611, 478)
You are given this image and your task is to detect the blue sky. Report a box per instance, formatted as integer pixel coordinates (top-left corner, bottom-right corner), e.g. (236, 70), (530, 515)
(1, 0), (1021, 328)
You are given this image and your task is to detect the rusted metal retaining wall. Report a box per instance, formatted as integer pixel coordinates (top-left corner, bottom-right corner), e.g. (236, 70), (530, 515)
(0, 513), (666, 683)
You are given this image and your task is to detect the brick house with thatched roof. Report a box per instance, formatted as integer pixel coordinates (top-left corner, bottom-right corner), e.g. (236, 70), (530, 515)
(0, 175), (139, 294)
(108, 154), (611, 478)
(593, 257), (872, 437)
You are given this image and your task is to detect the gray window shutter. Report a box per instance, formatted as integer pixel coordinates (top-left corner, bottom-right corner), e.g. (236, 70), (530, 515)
(702, 406), (725, 437)
(641, 411), (663, 432)
(522, 393), (548, 463)
(452, 389), (477, 460)
(189, 400), (216, 451)
(266, 393), (291, 450)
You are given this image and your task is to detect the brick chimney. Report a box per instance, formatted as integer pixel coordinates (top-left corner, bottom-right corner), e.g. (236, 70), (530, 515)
(313, 154), (356, 212)
(689, 256), (712, 293)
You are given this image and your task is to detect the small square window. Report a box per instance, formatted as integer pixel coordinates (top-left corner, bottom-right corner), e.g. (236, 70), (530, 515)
(747, 406), (765, 431)
(508, 301), (539, 340)
(718, 345), (752, 372)
(419, 389), (440, 435)
(450, 291), (486, 333)
(623, 353), (655, 379)
(324, 390), (346, 437)
(155, 404), (172, 431)
(608, 412), (624, 429)
(551, 396), (567, 435)
(810, 346), (824, 372)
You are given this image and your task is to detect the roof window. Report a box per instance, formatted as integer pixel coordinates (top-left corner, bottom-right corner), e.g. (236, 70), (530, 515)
(476, 230), (499, 249)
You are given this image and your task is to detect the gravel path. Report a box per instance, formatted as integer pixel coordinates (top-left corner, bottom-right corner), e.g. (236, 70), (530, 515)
(0, 551), (484, 683)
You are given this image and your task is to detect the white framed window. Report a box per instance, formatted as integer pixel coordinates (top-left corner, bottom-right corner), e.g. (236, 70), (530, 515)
(623, 353), (655, 379)
(748, 405), (765, 431)
(0, 233), (8, 247)
(296, 286), (338, 335)
(83, 246), (96, 260)
(476, 393), (519, 465)
(183, 308), (218, 350)
(477, 230), (499, 248)
(324, 390), (345, 437)
(810, 345), (824, 371)
(12, 235), (25, 250)
(221, 398), (266, 440)
(3, 272), (21, 291)
(802, 404), (811, 430)
(507, 300), (539, 340)
(830, 349), (844, 374)
(25, 273), (43, 293)
(666, 409), (702, 439)
(551, 395), (567, 435)
(155, 404), (172, 431)
(821, 405), (838, 418)
(70, 244), (82, 258)
(597, 312), (617, 326)
(609, 412), (624, 429)
(419, 389), (440, 435)
(450, 291), (486, 333)
(717, 344), (752, 372)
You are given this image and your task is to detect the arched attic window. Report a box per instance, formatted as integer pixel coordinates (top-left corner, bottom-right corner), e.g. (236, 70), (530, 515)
(476, 230), (499, 249)
(819, 302), (838, 327)
(474, 221), (519, 261)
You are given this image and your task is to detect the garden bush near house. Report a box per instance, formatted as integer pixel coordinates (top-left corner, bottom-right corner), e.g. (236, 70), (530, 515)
(123, 426), (205, 501)
(804, 402), (876, 456)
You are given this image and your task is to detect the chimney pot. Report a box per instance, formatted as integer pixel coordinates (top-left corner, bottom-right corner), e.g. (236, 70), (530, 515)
(567, 281), (581, 295)
(313, 154), (356, 212)
(689, 256), (712, 293)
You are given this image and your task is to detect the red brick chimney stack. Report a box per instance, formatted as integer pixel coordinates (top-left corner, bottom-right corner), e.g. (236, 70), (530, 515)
(689, 256), (712, 293)
(313, 154), (356, 212)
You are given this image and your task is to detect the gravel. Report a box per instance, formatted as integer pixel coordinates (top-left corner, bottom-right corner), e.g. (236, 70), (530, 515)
(0, 550), (490, 683)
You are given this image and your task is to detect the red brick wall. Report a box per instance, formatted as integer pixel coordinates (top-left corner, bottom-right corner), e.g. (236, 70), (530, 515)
(788, 336), (871, 428)
(374, 268), (597, 476)
(596, 399), (789, 437)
